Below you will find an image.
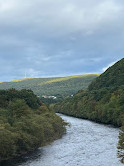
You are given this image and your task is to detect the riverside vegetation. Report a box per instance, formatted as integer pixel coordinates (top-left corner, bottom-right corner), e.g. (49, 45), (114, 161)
(53, 58), (124, 162)
(0, 89), (66, 162)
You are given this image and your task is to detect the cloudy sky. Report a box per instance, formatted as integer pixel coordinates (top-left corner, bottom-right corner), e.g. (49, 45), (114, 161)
(0, 0), (124, 81)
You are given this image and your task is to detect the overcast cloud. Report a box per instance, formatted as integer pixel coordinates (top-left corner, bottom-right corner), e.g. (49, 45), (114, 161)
(0, 0), (124, 81)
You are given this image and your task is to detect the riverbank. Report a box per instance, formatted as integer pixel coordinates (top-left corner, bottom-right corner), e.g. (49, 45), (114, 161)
(1, 114), (122, 166)
(56, 112), (120, 128)
(0, 89), (66, 162)
(0, 109), (66, 162)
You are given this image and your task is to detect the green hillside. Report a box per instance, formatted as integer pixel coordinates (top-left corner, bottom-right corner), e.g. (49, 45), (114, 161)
(0, 74), (99, 101)
(89, 59), (124, 90)
(53, 58), (124, 162)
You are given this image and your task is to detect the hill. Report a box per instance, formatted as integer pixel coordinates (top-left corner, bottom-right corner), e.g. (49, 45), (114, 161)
(0, 74), (99, 103)
(53, 58), (124, 162)
(54, 58), (124, 125)
(89, 59), (124, 90)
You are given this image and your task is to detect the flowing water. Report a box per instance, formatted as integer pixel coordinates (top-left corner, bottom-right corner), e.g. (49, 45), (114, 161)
(1, 114), (123, 166)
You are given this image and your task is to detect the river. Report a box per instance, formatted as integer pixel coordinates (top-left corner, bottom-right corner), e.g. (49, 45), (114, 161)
(1, 114), (123, 166)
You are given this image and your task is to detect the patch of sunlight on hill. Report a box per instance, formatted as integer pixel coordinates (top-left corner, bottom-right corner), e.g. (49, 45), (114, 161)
(38, 74), (101, 85)
(0, 78), (34, 83)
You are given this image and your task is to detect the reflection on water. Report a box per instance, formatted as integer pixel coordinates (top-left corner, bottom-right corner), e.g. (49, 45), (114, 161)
(1, 114), (123, 166)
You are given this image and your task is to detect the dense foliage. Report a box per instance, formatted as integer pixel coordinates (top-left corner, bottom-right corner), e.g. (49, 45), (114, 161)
(0, 75), (98, 103)
(53, 58), (124, 162)
(0, 89), (66, 162)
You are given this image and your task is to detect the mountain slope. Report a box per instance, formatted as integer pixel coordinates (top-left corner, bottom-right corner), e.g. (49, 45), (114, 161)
(0, 74), (99, 99)
(89, 58), (124, 90)
(54, 58), (124, 125)
(53, 58), (124, 161)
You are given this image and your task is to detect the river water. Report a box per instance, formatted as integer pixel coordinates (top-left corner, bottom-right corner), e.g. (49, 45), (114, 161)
(1, 114), (123, 166)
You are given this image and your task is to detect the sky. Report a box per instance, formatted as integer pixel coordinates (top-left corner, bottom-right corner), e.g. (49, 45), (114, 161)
(0, 0), (124, 81)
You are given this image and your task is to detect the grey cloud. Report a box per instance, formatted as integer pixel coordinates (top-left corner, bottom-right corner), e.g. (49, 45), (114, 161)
(0, 0), (124, 81)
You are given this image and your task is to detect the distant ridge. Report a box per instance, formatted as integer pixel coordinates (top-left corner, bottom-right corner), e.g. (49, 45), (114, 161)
(0, 74), (99, 98)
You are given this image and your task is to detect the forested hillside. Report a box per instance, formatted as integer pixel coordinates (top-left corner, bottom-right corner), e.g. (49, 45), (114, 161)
(0, 89), (66, 162)
(0, 74), (99, 102)
(53, 58), (124, 162)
